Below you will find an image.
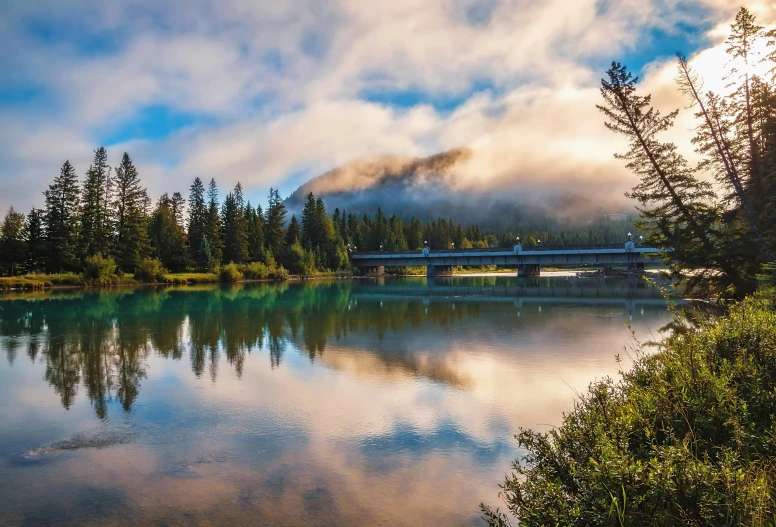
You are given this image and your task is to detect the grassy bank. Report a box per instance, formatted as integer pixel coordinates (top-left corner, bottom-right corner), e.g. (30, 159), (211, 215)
(482, 292), (776, 526)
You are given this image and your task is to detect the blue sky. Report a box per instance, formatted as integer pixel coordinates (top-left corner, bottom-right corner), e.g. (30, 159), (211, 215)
(0, 0), (760, 212)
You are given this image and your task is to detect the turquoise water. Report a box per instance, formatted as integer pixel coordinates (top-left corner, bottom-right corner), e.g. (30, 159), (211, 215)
(0, 276), (675, 526)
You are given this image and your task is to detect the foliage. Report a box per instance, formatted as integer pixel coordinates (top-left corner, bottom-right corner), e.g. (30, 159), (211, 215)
(44, 160), (81, 272)
(265, 187), (287, 262)
(82, 254), (118, 285)
(482, 294), (776, 526)
(222, 183), (249, 264)
(1, 207), (27, 275)
(219, 262), (243, 283)
(286, 240), (317, 276)
(595, 8), (776, 298)
(134, 257), (168, 283)
(79, 147), (113, 260)
(240, 261), (270, 279)
(148, 194), (187, 271)
(112, 153), (150, 272)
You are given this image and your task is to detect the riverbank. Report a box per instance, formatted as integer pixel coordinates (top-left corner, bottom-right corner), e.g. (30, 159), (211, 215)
(0, 267), (671, 292)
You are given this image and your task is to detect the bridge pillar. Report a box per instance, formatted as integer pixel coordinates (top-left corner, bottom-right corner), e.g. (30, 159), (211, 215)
(427, 265), (453, 277)
(518, 264), (540, 277)
(362, 265), (385, 277)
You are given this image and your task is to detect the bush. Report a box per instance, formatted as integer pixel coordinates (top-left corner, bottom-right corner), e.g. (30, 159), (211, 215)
(134, 258), (168, 283)
(269, 266), (289, 281)
(482, 295), (776, 527)
(240, 262), (269, 279)
(82, 254), (119, 285)
(219, 262), (243, 283)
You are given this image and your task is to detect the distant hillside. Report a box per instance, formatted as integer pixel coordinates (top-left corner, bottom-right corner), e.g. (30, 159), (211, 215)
(285, 148), (634, 231)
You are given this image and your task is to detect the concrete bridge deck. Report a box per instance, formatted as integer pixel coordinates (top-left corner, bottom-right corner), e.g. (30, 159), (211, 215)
(350, 242), (665, 277)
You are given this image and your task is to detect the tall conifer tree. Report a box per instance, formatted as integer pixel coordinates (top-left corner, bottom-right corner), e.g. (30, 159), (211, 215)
(112, 153), (150, 271)
(44, 160), (81, 272)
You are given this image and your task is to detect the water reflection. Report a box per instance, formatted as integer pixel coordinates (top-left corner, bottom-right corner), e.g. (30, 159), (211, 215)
(0, 278), (668, 420)
(0, 277), (676, 526)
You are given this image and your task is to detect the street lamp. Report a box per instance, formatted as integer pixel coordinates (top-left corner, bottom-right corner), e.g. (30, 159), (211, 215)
(639, 235), (643, 244)
(380, 244), (383, 251)
(628, 232), (632, 241)
(451, 242), (455, 249)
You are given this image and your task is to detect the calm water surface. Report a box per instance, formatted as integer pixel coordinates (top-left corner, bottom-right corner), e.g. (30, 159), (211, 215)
(0, 276), (675, 526)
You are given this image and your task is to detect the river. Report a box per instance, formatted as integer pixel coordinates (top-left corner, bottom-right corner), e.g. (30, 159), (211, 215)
(0, 275), (676, 526)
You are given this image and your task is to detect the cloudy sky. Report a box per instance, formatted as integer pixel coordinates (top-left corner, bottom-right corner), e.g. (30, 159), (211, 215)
(0, 0), (770, 213)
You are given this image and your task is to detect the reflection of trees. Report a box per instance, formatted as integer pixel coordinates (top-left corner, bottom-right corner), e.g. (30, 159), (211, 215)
(0, 278), (651, 417)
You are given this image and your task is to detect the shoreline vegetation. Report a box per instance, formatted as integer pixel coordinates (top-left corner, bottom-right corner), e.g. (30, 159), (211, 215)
(0, 265), (670, 292)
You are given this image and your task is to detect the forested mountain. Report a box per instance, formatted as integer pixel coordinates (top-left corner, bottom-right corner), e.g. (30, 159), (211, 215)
(285, 148), (635, 232)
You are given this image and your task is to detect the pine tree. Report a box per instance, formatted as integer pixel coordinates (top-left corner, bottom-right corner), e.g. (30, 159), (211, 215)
(285, 215), (300, 246)
(44, 160), (81, 272)
(187, 177), (207, 267)
(79, 147), (112, 259)
(25, 207), (46, 273)
(597, 62), (752, 296)
(247, 203), (265, 262)
(149, 194), (187, 271)
(206, 179), (223, 264)
(408, 217), (424, 250)
(265, 188), (287, 261)
(112, 153), (150, 271)
(1, 207), (27, 275)
(221, 183), (249, 264)
(301, 192), (317, 248)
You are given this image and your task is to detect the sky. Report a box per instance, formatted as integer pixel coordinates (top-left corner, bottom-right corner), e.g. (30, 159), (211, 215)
(0, 0), (772, 213)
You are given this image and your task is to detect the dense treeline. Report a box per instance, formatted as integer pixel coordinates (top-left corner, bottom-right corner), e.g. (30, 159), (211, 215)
(596, 8), (776, 298)
(0, 147), (637, 278)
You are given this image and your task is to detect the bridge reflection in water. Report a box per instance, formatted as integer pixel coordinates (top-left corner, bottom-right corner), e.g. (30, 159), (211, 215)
(350, 277), (671, 318)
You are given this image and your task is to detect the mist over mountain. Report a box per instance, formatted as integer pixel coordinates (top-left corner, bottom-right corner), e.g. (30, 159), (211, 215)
(285, 148), (636, 231)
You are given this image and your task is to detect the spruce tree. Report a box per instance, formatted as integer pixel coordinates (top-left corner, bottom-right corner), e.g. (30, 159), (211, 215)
(149, 194), (187, 271)
(44, 160), (81, 272)
(112, 153), (150, 271)
(221, 183), (249, 264)
(1, 207), (27, 275)
(247, 203), (265, 262)
(206, 179), (223, 264)
(187, 177), (207, 267)
(285, 215), (300, 246)
(301, 192), (316, 248)
(25, 207), (46, 273)
(597, 62), (751, 296)
(79, 147), (112, 259)
(264, 188), (287, 261)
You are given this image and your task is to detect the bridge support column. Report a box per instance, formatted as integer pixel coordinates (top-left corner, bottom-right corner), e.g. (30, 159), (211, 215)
(518, 264), (540, 277)
(362, 266), (385, 277)
(427, 265), (453, 277)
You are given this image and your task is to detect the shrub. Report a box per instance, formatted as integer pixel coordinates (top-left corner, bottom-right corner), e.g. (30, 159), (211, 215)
(240, 262), (269, 279)
(134, 258), (168, 283)
(219, 262), (243, 283)
(482, 295), (776, 527)
(269, 266), (289, 281)
(82, 254), (119, 285)
(286, 241), (317, 276)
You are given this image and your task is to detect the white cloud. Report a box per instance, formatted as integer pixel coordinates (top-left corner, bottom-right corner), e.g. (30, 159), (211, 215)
(0, 0), (771, 213)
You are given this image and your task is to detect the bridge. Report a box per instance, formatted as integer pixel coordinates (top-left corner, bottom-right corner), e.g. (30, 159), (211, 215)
(349, 241), (665, 277)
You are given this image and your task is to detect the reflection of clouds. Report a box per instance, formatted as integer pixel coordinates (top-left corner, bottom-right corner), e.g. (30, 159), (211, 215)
(3, 435), (505, 526)
(0, 281), (677, 525)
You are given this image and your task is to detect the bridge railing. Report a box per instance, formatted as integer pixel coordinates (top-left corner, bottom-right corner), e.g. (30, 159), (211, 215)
(350, 243), (655, 256)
